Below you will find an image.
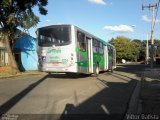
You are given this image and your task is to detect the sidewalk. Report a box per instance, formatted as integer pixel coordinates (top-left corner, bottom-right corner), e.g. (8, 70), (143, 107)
(0, 71), (47, 79)
(139, 66), (160, 115)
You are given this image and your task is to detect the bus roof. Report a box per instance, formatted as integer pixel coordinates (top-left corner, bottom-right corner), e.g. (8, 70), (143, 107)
(106, 42), (115, 48)
(37, 24), (71, 30)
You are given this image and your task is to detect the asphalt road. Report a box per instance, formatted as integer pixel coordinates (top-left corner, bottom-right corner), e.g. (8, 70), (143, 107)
(0, 64), (145, 120)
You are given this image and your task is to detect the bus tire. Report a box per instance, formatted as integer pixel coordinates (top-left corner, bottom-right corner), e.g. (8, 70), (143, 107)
(92, 64), (99, 77)
(96, 65), (99, 76)
(48, 72), (51, 75)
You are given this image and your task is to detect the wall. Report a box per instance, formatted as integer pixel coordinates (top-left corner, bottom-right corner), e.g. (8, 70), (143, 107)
(14, 34), (38, 71)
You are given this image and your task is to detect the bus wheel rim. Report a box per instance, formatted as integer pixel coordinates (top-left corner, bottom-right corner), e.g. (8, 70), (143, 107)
(96, 66), (99, 75)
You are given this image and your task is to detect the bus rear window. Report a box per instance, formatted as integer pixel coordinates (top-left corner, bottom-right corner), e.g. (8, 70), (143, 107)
(38, 26), (70, 46)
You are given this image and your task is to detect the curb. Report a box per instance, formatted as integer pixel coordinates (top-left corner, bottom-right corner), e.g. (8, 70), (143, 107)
(126, 81), (141, 113)
(0, 74), (22, 79)
(123, 77), (142, 120)
(0, 72), (47, 79)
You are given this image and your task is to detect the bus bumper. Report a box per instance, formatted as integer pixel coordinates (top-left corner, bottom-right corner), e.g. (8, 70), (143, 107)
(38, 66), (77, 73)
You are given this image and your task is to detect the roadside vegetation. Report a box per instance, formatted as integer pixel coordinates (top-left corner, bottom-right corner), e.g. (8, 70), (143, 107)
(109, 36), (160, 63)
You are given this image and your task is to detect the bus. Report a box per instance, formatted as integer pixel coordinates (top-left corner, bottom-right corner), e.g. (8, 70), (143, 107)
(37, 24), (116, 76)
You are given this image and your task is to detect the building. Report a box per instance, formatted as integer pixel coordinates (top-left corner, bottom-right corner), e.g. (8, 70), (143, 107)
(14, 34), (38, 71)
(0, 32), (11, 73)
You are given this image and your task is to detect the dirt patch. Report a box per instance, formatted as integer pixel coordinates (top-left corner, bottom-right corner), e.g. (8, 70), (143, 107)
(0, 66), (11, 73)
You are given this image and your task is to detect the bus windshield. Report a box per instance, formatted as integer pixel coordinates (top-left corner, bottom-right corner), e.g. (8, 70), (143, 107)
(38, 26), (70, 46)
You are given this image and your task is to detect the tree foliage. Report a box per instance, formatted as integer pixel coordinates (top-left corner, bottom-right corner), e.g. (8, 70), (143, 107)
(109, 36), (141, 62)
(133, 39), (146, 61)
(0, 0), (48, 34)
(110, 36), (160, 63)
(153, 40), (160, 57)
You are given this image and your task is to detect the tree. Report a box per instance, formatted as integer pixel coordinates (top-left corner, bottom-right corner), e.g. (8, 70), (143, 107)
(0, 0), (48, 73)
(132, 39), (141, 61)
(152, 39), (160, 58)
(109, 36), (141, 63)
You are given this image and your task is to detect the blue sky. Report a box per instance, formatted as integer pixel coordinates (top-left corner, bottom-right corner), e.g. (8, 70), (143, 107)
(29, 0), (160, 42)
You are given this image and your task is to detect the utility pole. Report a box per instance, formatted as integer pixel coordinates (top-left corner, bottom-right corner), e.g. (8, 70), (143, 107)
(142, 3), (157, 68)
(146, 34), (149, 64)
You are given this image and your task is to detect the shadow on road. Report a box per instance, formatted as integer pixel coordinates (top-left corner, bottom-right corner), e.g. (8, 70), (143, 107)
(47, 73), (90, 79)
(140, 79), (160, 114)
(0, 64), (144, 120)
(116, 64), (160, 80)
(115, 64), (146, 78)
(0, 75), (48, 116)
(0, 73), (93, 117)
(59, 78), (138, 120)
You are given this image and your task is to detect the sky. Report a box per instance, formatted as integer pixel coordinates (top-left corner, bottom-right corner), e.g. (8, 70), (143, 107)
(29, 0), (160, 42)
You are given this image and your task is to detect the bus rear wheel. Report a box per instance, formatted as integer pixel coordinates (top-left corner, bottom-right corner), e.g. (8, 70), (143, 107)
(92, 65), (99, 77)
(96, 65), (99, 76)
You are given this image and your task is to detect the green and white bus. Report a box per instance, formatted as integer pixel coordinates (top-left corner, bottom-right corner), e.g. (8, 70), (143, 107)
(37, 25), (116, 75)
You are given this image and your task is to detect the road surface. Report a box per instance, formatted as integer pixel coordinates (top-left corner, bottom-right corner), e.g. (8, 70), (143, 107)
(0, 64), (144, 120)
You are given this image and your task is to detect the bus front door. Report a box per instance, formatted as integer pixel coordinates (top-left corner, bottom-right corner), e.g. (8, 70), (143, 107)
(104, 45), (108, 70)
(87, 37), (93, 73)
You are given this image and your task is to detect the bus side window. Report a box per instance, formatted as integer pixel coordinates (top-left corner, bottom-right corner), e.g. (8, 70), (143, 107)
(96, 40), (100, 53)
(100, 42), (103, 49)
(77, 31), (86, 51)
(93, 39), (100, 53)
(99, 42), (104, 54)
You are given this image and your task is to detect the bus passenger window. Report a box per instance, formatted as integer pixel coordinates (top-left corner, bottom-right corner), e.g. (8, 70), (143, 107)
(99, 42), (104, 54)
(77, 31), (86, 51)
(93, 39), (100, 53)
(100, 42), (103, 49)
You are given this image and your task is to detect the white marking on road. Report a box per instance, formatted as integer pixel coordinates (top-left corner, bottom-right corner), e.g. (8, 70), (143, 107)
(101, 104), (110, 114)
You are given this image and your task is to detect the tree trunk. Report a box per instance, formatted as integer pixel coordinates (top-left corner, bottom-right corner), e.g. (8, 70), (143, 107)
(5, 36), (20, 74)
